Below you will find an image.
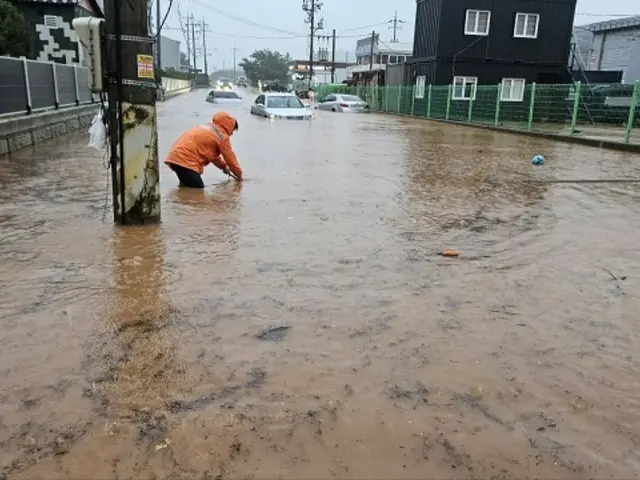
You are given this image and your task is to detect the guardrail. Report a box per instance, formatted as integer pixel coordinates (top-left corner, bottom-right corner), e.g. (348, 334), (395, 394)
(0, 56), (192, 117)
(161, 77), (191, 93)
(317, 81), (640, 146)
(0, 56), (94, 117)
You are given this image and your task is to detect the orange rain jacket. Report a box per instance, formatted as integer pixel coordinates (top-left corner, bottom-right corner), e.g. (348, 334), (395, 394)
(165, 112), (243, 179)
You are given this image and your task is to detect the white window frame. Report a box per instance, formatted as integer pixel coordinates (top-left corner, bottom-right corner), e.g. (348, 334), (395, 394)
(415, 75), (426, 99)
(464, 9), (491, 36)
(452, 76), (477, 101)
(514, 13), (540, 39)
(501, 78), (526, 102)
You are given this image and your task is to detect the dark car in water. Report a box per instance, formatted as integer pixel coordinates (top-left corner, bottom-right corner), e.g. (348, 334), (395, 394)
(263, 82), (289, 93)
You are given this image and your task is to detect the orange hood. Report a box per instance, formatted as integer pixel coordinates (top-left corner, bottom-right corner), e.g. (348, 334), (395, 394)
(212, 112), (237, 135)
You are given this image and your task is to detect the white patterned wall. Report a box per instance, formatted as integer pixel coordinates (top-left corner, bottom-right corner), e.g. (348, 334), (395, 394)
(35, 15), (79, 64)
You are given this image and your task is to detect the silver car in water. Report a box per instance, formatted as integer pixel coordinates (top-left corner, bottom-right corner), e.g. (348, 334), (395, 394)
(250, 92), (312, 120)
(316, 93), (369, 113)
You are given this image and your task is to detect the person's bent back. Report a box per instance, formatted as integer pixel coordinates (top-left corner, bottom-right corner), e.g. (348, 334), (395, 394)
(165, 111), (243, 188)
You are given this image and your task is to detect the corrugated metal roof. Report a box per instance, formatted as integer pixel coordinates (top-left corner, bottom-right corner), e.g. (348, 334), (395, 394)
(580, 15), (640, 33)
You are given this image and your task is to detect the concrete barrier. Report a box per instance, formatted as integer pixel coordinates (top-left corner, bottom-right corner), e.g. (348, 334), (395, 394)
(0, 104), (98, 156)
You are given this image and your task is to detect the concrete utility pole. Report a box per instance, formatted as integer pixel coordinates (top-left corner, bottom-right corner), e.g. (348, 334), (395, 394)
(190, 14), (197, 73)
(388, 11), (405, 43)
(302, 0), (322, 89)
(369, 30), (376, 70)
(308, 0), (315, 86)
(233, 46), (238, 80)
(156, 0), (162, 70)
(104, 0), (161, 224)
(331, 28), (336, 83)
(200, 19), (210, 75)
(184, 15), (191, 70)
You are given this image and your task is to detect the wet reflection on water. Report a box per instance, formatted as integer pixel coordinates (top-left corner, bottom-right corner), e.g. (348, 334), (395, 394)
(1, 91), (640, 479)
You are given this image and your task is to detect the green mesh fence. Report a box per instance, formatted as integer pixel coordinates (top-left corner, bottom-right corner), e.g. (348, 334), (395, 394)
(316, 81), (640, 145)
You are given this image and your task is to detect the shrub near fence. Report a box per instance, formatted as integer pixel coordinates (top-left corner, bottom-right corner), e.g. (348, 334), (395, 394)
(317, 81), (640, 146)
(0, 56), (94, 117)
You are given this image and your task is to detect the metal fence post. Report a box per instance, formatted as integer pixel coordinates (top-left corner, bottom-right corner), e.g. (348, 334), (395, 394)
(467, 94), (474, 123)
(527, 82), (537, 130)
(624, 80), (639, 144)
(445, 84), (452, 120)
(570, 81), (581, 134)
(397, 85), (402, 114)
(22, 58), (32, 114)
(52, 62), (60, 108)
(410, 84), (415, 116)
(385, 85), (390, 112)
(494, 83), (502, 126)
(427, 84), (432, 118)
(73, 64), (80, 105)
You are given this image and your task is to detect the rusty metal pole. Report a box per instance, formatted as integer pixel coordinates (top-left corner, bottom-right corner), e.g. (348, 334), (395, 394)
(104, 0), (161, 224)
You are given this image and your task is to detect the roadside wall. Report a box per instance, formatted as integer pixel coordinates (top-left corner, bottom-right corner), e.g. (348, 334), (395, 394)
(0, 104), (98, 156)
(0, 80), (191, 156)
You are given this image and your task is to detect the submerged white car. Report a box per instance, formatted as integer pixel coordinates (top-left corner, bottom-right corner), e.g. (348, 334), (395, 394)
(206, 90), (242, 104)
(316, 93), (369, 112)
(250, 92), (312, 120)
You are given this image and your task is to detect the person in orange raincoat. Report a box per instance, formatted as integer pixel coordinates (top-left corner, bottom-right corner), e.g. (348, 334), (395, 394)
(165, 111), (243, 188)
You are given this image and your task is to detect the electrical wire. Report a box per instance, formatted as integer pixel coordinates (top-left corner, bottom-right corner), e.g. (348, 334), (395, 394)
(160, 27), (390, 41)
(166, 4), (392, 40)
(189, 0), (303, 36)
(154, 0), (174, 39)
(339, 22), (388, 33)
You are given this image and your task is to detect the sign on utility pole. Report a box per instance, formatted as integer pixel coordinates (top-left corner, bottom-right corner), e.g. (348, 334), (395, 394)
(104, 0), (161, 224)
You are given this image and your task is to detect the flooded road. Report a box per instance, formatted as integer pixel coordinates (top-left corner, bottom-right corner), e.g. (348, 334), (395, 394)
(1, 89), (640, 479)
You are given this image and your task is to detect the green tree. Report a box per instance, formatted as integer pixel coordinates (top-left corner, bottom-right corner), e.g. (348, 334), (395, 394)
(239, 49), (291, 85)
(180, 52), (190, 69)
(0, 0), (29, 57)
(160, 67), (190, 80)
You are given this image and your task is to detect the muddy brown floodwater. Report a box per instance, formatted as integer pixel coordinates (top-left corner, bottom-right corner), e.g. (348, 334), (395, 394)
(1, 90), (640, 479)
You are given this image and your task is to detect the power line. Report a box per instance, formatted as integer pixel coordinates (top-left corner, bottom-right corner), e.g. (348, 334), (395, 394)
(190, 0), (303, 36)
(340, 22), (387, 33)
(175, 0), (191, 66)
(154, 0), (174, 38)
(174, 2), (394, 40)
(160, 26), (382, 41)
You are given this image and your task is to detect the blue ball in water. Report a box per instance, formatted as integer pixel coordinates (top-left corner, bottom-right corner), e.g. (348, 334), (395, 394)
(532, 154), (545, 165)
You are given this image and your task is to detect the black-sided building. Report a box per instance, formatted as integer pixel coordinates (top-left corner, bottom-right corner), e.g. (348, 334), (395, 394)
(409, 0), (577, 86)
(10, 0), (104, 64)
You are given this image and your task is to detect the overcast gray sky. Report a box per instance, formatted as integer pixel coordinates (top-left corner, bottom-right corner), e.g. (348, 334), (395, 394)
(160, 0), (639, 72)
